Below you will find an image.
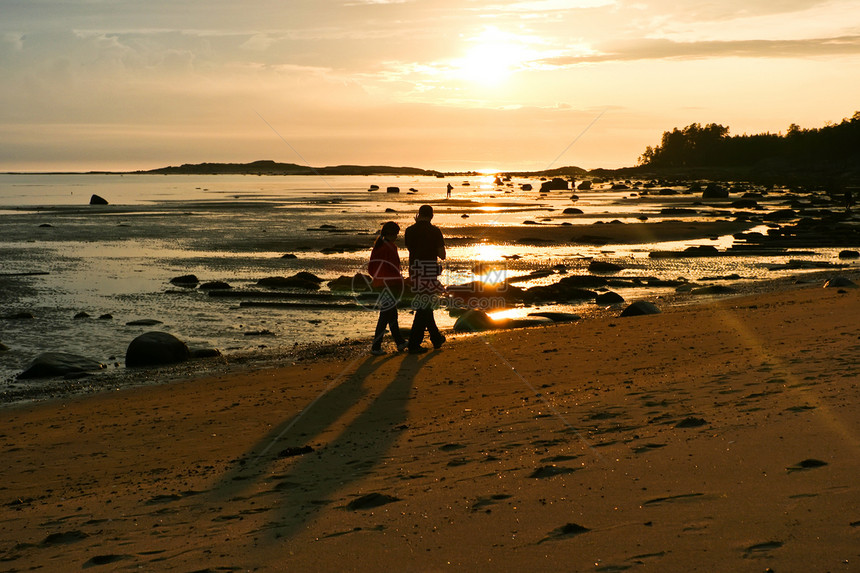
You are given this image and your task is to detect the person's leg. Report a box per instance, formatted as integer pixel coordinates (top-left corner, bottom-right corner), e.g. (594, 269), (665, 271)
(427, 309), (445, 348)
(388, 307), (406, 347)
(371, 311), (388, 351)
(380, 305), (405, 345)
(408, 306), (429, 349)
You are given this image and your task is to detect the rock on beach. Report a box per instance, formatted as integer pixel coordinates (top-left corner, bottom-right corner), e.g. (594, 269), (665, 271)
(169, 274), (199, 287)
(126, 331), (191, 367)
(823, 277), (858, 289)
(453, 310), (498, 332)
(620, 301), (661, 317)
(18, 352), (106, 379)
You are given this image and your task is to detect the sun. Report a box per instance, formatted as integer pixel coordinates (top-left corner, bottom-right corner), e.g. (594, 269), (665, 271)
(454, 27), (531, 85)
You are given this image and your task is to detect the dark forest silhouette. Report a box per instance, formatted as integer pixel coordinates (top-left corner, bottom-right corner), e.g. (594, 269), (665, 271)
(638, 112), (860, 170)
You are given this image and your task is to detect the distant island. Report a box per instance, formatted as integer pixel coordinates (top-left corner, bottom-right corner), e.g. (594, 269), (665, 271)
(137, 160), (443, 177)
(135, 161), (593, 180)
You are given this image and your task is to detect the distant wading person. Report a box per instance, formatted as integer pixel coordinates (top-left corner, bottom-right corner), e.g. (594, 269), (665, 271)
(405, 205), (447, 354)
(368, 221), (407, 355)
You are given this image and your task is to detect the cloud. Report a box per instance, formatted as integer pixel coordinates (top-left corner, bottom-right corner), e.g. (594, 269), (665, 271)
(541, 35), (860, 65)
(344, 0), (411, 4)
(619, 0), (835, 23)
(479, 0), (616, 11)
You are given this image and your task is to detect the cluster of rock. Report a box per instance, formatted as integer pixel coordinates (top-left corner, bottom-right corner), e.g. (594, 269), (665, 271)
(451, 298), (662, 333)
(16, 330), (219, 380)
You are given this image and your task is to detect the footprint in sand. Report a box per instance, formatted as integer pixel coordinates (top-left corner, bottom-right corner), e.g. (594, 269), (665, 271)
(642, 493), (707, 506)
(40, 530), (89, 546)
(345, 492), (400, 510)
(674, 417), (708, 428)
(470, 494), (512, 512)
(787, 458), (828, 472)
(632, 443), (666, 454)
(529, 465), (579, 479)
(742, 540), (783, 558)
(538, 522), (590, 544)
(439, 443), (466, 452)
(83, 554), (131, 568)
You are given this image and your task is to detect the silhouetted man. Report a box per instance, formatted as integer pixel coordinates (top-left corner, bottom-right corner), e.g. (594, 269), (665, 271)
(405, 204), (446, 353)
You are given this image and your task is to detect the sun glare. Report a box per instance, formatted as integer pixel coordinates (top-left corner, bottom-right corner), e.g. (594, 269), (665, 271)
(473, 244), (505, 261)
(454, 27), (532, 85)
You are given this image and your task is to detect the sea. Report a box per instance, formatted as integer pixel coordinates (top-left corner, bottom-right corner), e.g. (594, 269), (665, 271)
(0, 172), (853, 399)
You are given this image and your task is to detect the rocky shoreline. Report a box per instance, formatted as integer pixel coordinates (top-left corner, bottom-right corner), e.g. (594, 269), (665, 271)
(3, 265), (857, 407)
(2, 172), (858, 404)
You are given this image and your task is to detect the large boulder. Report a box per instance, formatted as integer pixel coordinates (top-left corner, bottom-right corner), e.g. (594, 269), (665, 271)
(823, 277), (858, 289)
(2, 311), (34, 320)
(198, 281), (232, 290)
(290, 271), (324, 284)
(89, 194), (109, 205)
(540, 178), (569, 192)
(126, 331), (190, 367)
(328, 273), (373, 291)
(18, 352), (106, 379)
(702, 183), (728, 199)
(595, 291), (625, 305)
(620, 301), (661, 317)
(257, 276), (321, 290)
(557, 275), (608, 289)
(588, 260), (624, 273)
(453, 310), (497, 332)
(169, 274), (199, 287)
(762, 209), (797, 221)
(527, 312), (580, 323)
(524, 282), (596, 303)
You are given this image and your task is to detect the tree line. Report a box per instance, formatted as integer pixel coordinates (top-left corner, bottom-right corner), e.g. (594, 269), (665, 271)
(638, 112), (860, 169)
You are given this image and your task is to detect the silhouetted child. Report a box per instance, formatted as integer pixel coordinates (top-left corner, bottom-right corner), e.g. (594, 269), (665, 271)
(368, 221), (407, 355)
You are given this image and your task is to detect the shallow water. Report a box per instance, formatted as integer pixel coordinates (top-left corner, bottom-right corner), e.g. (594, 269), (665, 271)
(0, 173), (854, 395)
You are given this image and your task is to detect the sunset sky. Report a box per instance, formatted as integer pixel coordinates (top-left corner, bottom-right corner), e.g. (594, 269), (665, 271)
(1, 0), (858, 172)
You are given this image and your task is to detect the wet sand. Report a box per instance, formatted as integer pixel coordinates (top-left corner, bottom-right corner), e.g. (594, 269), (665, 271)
(1, 281), (858, 571)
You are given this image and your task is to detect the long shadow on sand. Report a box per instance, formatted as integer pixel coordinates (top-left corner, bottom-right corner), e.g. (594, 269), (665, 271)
(206, 350), (438, 542)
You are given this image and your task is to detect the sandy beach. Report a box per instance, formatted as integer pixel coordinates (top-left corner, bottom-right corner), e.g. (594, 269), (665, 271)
(1, 278), (858, 572)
